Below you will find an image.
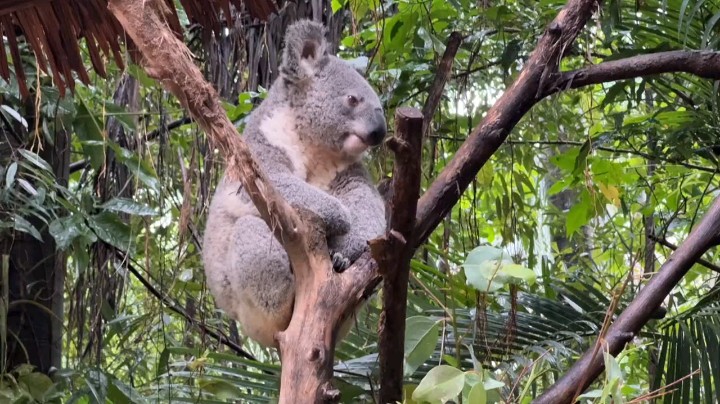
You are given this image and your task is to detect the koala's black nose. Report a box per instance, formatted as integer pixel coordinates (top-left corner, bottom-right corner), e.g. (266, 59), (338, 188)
(368, 110), (387, 146)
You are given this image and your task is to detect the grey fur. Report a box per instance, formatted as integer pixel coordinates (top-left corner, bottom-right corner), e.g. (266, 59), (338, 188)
(203, 20), (387, 348)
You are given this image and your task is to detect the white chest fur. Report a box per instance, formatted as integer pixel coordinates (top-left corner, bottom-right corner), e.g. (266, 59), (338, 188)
(259, 108), (350, 191)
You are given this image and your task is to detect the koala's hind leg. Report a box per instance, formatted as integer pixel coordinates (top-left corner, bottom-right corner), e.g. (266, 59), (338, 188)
(211, 215), (294, 348)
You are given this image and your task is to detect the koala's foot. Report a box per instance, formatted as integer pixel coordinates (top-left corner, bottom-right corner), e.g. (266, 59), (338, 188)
(330, 251), (351, 272)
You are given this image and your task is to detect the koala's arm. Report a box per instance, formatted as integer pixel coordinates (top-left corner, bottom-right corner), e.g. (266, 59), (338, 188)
(249, 138), (351, 236)
(327, 163), (386, 264)
(271, 172), (352, 235)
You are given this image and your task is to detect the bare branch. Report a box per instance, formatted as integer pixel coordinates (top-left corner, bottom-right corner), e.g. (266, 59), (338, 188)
(422, 32), (463, 136)
(544, 51), (720, 97)
(536, 196), (720, 403)
(648, 234), (720, 274)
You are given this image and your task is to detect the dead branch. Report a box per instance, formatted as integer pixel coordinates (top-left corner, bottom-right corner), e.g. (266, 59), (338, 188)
(536, 196), (720, 403)
(371, 108), (424, 403)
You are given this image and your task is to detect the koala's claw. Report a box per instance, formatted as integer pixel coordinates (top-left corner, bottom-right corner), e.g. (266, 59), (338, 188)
(331, 251), (351, 272)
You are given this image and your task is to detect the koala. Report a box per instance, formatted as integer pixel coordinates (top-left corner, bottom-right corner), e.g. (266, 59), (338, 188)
(202, 20), (387, 348)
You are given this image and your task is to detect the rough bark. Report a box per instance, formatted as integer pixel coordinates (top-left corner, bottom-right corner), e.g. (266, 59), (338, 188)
(372, 108), (424, 404)
(421, 32), (462, 137)
(536, 196), (720, 403)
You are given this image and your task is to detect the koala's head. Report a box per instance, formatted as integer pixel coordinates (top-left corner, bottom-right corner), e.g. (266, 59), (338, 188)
(278, 20), (387, 161)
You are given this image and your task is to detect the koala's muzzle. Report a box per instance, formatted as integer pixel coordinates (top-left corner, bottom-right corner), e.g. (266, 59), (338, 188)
(363, 108), (387, 146)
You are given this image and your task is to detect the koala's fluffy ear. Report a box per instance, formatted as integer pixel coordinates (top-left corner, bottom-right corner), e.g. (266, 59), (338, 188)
(280, 20), (329, 83)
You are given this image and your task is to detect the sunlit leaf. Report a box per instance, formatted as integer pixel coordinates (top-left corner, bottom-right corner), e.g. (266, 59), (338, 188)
(412, 365), (465, 403)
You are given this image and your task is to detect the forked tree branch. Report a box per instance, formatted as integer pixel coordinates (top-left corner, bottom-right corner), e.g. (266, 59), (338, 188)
(536, 196), (720, 403)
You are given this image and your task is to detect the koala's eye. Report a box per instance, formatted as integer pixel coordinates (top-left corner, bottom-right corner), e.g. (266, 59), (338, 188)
(346, 95), (359, 107)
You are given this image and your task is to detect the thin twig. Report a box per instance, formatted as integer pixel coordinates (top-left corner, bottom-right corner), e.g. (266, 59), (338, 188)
(504, 139), (718, 173)
(648, 234), (720, 274)
(114, 250), (258, 361)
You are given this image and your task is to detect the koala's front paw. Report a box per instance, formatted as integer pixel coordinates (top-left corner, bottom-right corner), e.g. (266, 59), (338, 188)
(330, 250), (352, 272)
(328, 235), (367, 272)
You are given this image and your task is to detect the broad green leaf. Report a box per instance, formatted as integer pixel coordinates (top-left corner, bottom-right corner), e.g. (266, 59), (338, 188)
(404, 316), (442, 376)
(577, 389), (603, 399)
(412, 365), (465, 403)
(100, 198), (158, 216)
(107, 377), (147, 404)
(501, 263), (536, 285)
(467, 382), (487, 404)
(88, 212), (132, 250)
(331, 0), (347, 13)
(0, 105), (28, 128)
(49, 215), (95, 250)
(73, 102), (106, 170)
(566, 199), (589, 236)
(463, 246), (534, 291)
(484, 378), (505, 390)
(4, 162), (16, 190)
(18, 149), (53, 173)
(18, 372), (54, 401)
(103, 101), (137, 131)
(112, 147), (161, 192)
(14, 214), (42, 241)
(403, 384), (419, 404)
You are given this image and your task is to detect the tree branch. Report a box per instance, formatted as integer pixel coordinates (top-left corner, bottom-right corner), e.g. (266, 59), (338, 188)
(422, 32), (462, 136)
(536, 196), (720, 403)
(371, 108), (424, 403)
(647, 234), (720, 274)
(543, 51), (720, 97)
(413, 0), (602, 247)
